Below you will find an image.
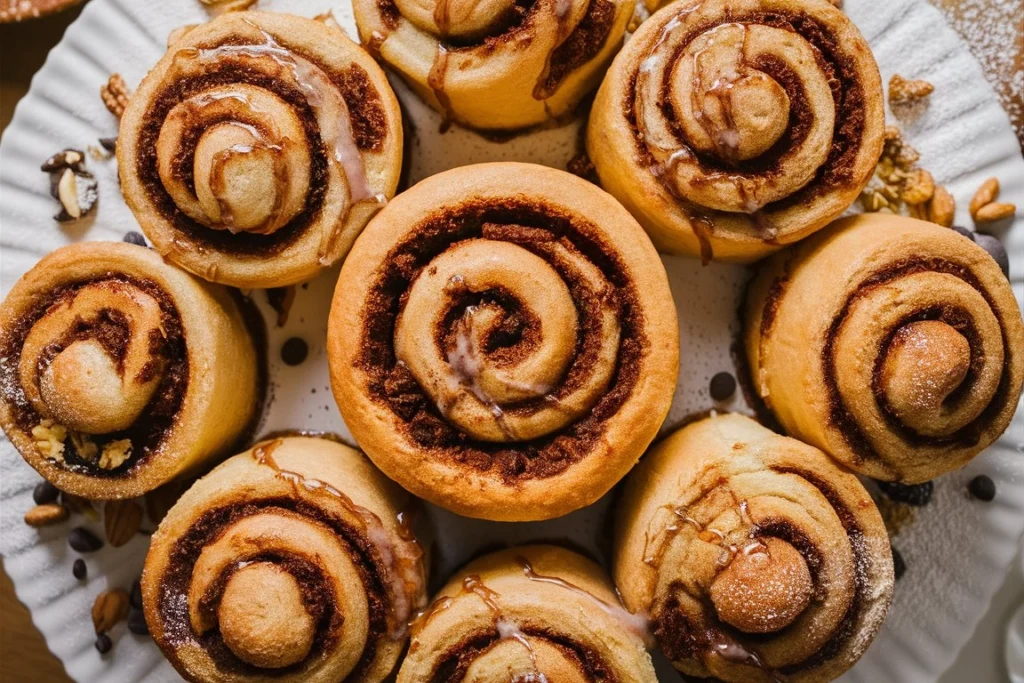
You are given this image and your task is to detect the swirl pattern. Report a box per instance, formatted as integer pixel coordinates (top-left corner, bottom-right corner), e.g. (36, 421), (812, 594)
(744, 215), (1024, 483)
(400, 546), (657, 682)
(353, 0), (634, 130)
(142, 437), (427, 683)
(614, 413), (893, 683)
(0, 242), (259, 499)
(587, 0), (885, 263)
(328, 163), (678, 521)
(118, 12), (403, 288)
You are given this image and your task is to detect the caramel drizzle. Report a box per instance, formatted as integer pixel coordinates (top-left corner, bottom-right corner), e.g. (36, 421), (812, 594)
(251, 439), (425, 638)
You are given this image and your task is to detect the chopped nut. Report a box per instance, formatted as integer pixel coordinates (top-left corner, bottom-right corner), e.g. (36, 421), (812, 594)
(928, 186), (956, 227)
(970, 177), (1000, 217)
(100, 74), (131, 118)
(41, 149), (85, 173)
(902, 169), (935, 205)
(104, 500), (143, 547)
(889, 74), (934, 106)
(32, 420), (67, 461)
(98, 439), (133, 470)
(199, 0), (257, 15)
(974, 202), (1016, 223)
(70, 431), (99, 461)
(24, 503), (70, 528)
(92, 590), (130, 634)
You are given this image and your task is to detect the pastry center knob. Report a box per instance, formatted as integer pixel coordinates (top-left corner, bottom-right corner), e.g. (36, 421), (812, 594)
(217, 562), (316, 669)
(882, 320), (971, 420)
(194, 122), (291, 235)
(710, 538), (813, 633)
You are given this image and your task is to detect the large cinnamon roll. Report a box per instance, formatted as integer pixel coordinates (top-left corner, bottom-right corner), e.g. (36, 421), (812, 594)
(0, 242), (259, 500)
(352, 0), (634, 131)
(327, 163), (678, 521)
(118, 11), (403, 288)
(616, 413), (893, 683)
(745, 215), (1024, 483)
(402, 545), (657, 682)
(587, 0), (885, 263)
(142, 436), (427, 683)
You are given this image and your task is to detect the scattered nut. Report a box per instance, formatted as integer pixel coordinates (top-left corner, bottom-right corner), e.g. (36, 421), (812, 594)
(32, 420), (67, 461)
(889, 74), (934, 106)
(98, 439), (133, 470)
(901, 169), (935, 205)
(100, 73), (131, 118)
(970, 177), (1000, 217)
(974, 202), (1016, 223)
(42, 150), (98, 223)
(70, 431), (99, 462)
(928, 185), (956, 227)
(24, 503), (70, 528)
(40, 149), (85, 173)
(92, 589), (130, 634)
(104, 500), (144, 547)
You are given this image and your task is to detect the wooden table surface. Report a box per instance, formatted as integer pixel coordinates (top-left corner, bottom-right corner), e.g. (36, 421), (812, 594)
(1, 2), (1021, 681)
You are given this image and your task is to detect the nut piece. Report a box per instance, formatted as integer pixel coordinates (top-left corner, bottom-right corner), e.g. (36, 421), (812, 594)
(889, 74), (934, 105)
(32, 420), (67, 461)
(902, 169), (935, 205)
(928, 186), (956, 227)
(100, 74), (131, 118)
(970, 177), (1000, 217)
(104, 500), (144, 547)
(974, 202), (1016, 223)
(24, 503), (70, 528)
(92, 590), (130, 634)
(98, 439), (133, 470)
(200, 0), (257, 15)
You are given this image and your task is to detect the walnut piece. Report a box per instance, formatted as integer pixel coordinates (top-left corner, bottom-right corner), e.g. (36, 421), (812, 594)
(99, 439), (133, 470)
(902, 169), (935, 205)
(32, 420), (67, 461)
(101, 74), (131, 118)
(889, 74), (934, 106)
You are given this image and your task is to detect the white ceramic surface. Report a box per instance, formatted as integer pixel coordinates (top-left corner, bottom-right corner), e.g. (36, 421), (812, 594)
(0, 0), (1022, 681)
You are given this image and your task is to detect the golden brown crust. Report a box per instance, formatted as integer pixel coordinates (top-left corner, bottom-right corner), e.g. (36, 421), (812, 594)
(142, 436), (428, 683)
(400, 545), (657, 682)
(743, 214), (1024, 482)
(118, 11), (403, 288)
(587, 0), (885, 263)
(352, 0), (635, 130)
(614, 413), (893, 683)
(0, 242), (258, 499)
(327, 162), (679, 521)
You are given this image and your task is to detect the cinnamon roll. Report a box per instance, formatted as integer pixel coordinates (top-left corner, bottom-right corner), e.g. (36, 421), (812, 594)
(352, 0), (634, 131)
(587, 0), (885, 263)
(744, 214), (1024, 483)
(615, 413), (893, 683)
(327, 163), (679, 521)
(402, 545), (657, 682)
(118, 11), (403, 288)
(142, 436), (427, 683)
(0, 242), (259, 500)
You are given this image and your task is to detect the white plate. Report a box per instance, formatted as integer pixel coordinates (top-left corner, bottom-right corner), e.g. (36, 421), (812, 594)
(1, 0), (1022, 681)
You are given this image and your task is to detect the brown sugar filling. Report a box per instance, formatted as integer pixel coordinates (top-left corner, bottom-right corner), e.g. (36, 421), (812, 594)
(356, 199), (648, 483)
(0, 276), (189, 477)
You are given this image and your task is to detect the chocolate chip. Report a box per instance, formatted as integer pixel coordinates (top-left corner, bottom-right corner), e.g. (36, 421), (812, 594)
(122, 231), (147, 246)
(951, 225), (975, 241)
(72, 559), (87, 580)
(876, 480), (933, 506)
(968, 474), (996, 502)
(41, 149), (86, 173)
(94, 633), (112, 654)
(281, 337), (309, 366)
(68, 527), (104, 553)
(709, 372), (737, 401)
(98, 137), (117, 154)
(892, 546), (906, 580)
(973, 233), (1009, 277)
(127, 609), (149, 636)
(32, 481), (60, 505)
(130, 579), (143, 610)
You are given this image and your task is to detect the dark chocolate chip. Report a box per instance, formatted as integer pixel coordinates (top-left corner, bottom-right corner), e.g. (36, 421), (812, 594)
(709, 372), (737, 401)
(122, 231), (147, 246)
(94, 633), (112, 654)
(876, 480), (934, 506)
(892, 546), (906, 580)
(98, 137), (117, 154)
(950, 225), (975, 242)
(130, 579), (143, 610)
(968, 474), (996, 502)
(127, 609), (149, 636)
(68, 527), (103, 553)
(281, 337), (309, 366)
(973, 233), (1009, 277)
(32, 481), (60, 505)
(72, 559), (87, 581)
